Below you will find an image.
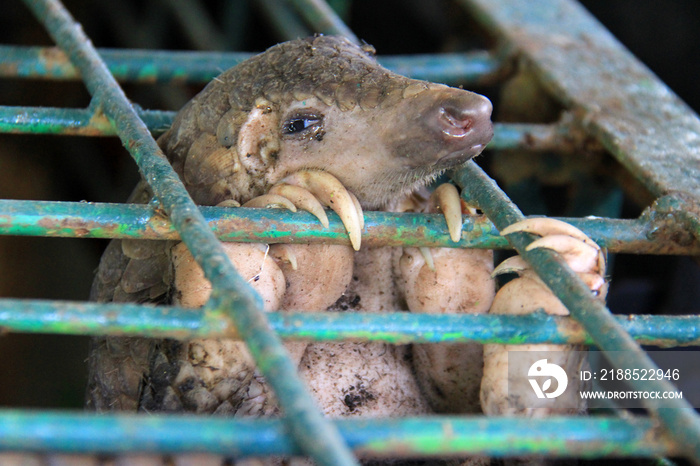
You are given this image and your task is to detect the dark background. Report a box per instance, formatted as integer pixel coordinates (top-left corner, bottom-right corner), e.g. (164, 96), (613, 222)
(0, 0), (698, 409)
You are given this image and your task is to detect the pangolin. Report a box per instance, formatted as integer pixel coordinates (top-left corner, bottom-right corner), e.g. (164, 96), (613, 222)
(87, 35), (494, 428)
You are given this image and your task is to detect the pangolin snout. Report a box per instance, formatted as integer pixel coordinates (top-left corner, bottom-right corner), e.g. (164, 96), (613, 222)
(436, 92), (493, 160)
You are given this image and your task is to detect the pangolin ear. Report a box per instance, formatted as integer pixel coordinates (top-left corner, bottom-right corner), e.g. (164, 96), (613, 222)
(236, 98), (280, 172)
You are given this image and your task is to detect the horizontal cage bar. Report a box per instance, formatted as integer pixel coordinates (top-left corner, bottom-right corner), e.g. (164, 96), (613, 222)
(1, 198), (698, 254)
(0, 299), (698, 347)
(0, 410), (678, 458)
(0, 45), (501, 85)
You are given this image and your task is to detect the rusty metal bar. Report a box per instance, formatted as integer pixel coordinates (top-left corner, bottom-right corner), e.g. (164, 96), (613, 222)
(2, 198), (699, 254)
(20, 0), (357, 464)
(0, 410), (678, 459)
(0, 45), (251, 83)
(453, 1), (700, 458)
(0, 105), (173, 136)
(2, 0), (697, 462)
(1, 299), (698, 348)
(0, 45), (500, 85)
(462, 0), (700, 201)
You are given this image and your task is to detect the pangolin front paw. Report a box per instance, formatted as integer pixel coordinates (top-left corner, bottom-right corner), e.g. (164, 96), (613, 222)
(481, 218), (606, 418)
(396, 182), (465, 242)
(393, 182), (472, 272)
(244, 170), (364, 251)
(394, 183), (496, 414)
(493, 217), (607, 308)
(240, 170), (358, 311)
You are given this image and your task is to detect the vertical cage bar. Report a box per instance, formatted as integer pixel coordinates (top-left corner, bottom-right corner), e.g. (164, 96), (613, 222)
(20, 0), (357, 464)
(286, 0), (359, 44)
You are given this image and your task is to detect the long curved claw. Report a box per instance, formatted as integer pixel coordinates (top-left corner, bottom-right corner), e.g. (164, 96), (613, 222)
(216, 199), (241, 207)
(501, 217), (605, 275)
(268, 183), (329, 228)
(282, 170), (363, 251)
(491, 255), (529, 278)
(243, 193), (297, 212)
(419, 247), (436, 272)
(526, 235), (601, 274)
(501, 218), (592, 244)
(431, 183), (463, 243)
(348, 191), (365, 231)
(270, 244), (298, 271)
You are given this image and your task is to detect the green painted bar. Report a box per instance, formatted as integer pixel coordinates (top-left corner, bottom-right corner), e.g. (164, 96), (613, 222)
(287, 0), (359, 44)
(0, 105), (173, 136)
(455, 161), (700, 460)
(0, 45), (499, 85)
(0, 410), (677, 458)
(2, 198), (698, 255)
(462, 0), (700, 201)
(379, 51), (500, 85)
(0, 298), (698, 347)
(326, 0), (351, 21)
(0, 45), (251, 83)
(22, 1), (356, 465)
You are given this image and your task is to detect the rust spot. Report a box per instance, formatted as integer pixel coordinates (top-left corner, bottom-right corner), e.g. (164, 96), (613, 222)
(39, 47), (76, 77)
(523, 131), (536, 148)
(36, 216), (119, 238)
(86, 109), (114, 136)
(0, 63), (18, 76)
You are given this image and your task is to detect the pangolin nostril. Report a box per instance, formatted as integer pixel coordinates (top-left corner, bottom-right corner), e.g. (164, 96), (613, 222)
(442, 106), (474, 130)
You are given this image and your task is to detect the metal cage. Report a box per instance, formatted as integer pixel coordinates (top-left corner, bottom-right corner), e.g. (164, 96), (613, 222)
(1, 0), (699, 464)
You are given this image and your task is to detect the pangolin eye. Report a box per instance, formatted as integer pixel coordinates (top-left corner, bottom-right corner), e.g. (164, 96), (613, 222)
(282, 114), (322, 135)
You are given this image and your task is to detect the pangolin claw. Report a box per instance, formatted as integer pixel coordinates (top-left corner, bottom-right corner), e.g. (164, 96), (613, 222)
(431, 183), (463, 243)
(242, 193), (297, 211)
(348, 191), (365, 231)
(418, 247), (436, 272)
(270, 244), (298, 271)
(498, 217), (606, 281)
(491, 255), (529, 278)
(216, 199), (242, 207)
(501, 218), (593, 245)
(268, 183), (329, 228)
(282, 170), (363, 251)
(526, 235), (602, 274)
